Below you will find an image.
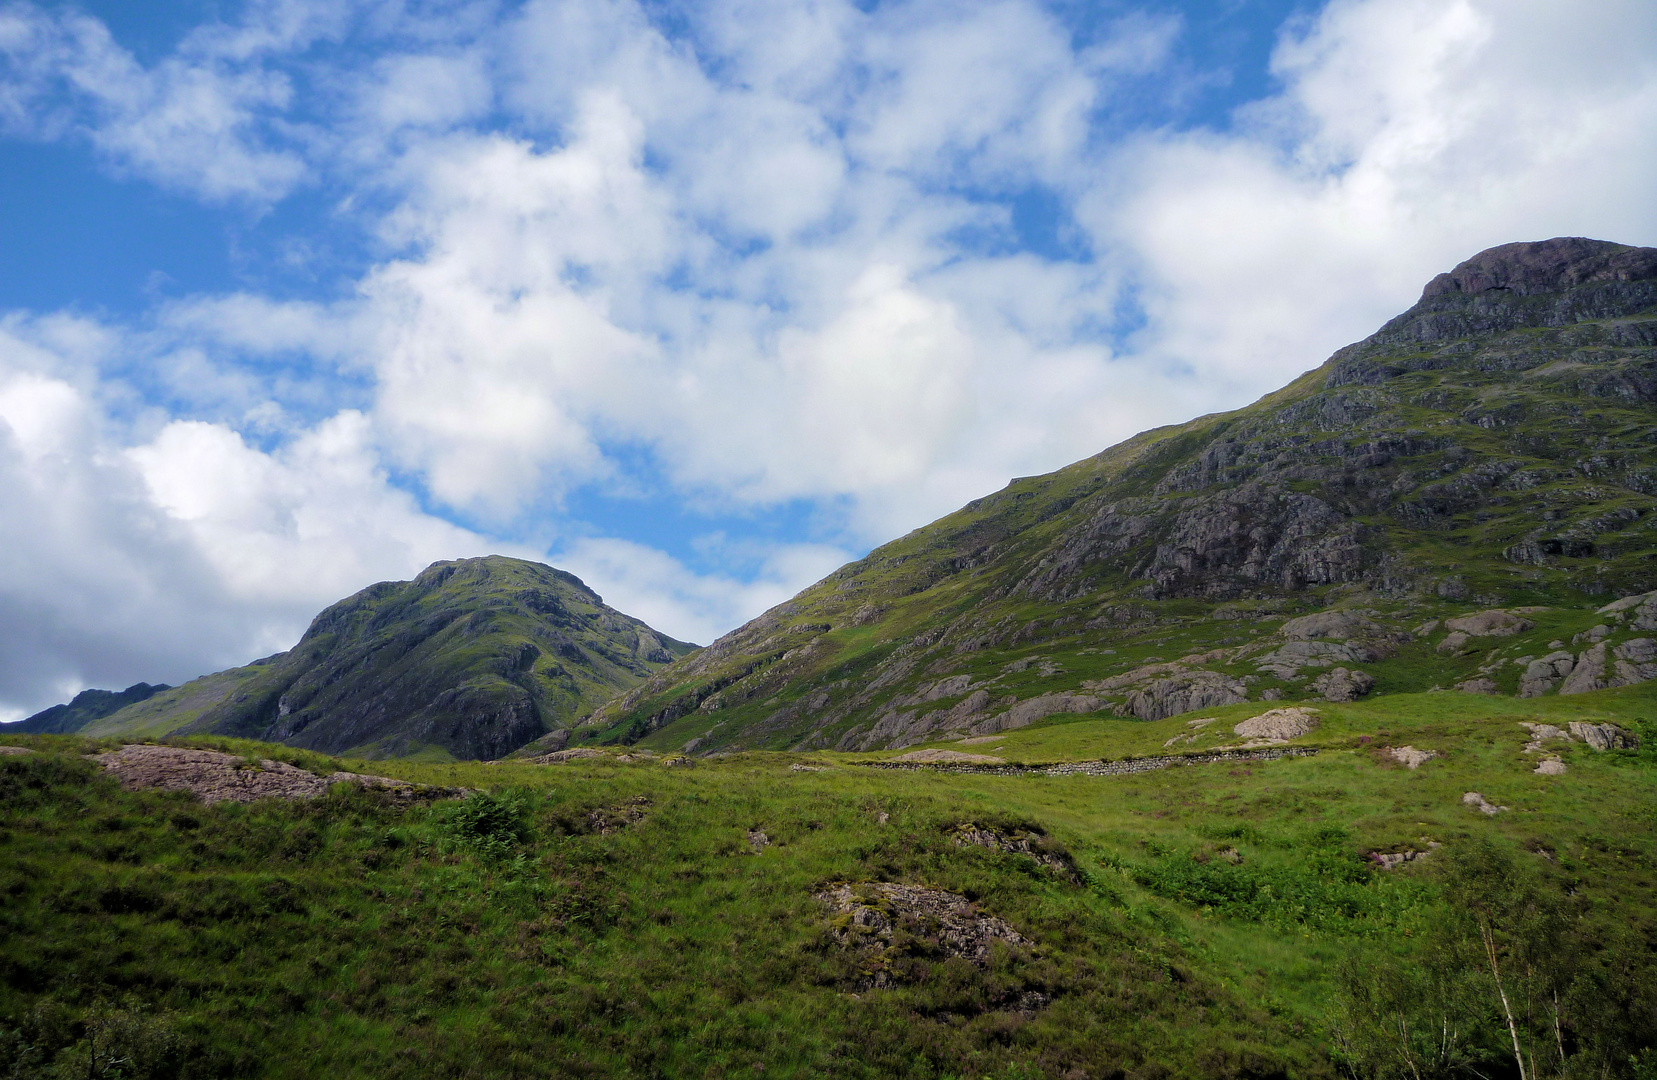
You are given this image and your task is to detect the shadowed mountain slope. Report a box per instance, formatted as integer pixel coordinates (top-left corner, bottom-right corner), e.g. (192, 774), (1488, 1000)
(88, 556), (696, 760)
(583, 238), (1657, 755)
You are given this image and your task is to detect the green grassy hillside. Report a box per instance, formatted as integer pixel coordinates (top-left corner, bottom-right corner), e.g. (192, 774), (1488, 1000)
(587, 239), (1657, 757)
(90, 557), (697, 761)
(2, 680), (1653, 1079)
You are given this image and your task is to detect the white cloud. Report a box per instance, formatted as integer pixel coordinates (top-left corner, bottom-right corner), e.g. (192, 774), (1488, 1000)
(0, 2), (313, 201)
(556, 536), (853, 647)
(0, 315), (501, 717)
(1084, 0), (1657, 407)
(5, 0), (1657, 716)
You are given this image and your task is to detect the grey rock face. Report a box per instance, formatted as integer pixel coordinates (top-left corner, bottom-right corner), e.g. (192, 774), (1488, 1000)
(1279, 612), (1382, 640)
(1518, 651), (1575, 697)
(1421, 238), (1657, 299)
(1255, 639), (1373, 678)
(973, 691), (1104, 734)
(1567, 722), (1639, 751)
(1311, 667), (1374, 702)
(1122, 672), (1248, 722)
(1560, 643), (1609, 695)
(1444, 610), (1536, 637)
(1612, 638), (1657, 687)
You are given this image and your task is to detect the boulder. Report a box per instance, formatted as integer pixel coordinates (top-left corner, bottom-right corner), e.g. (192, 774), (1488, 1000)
(1436, 631), (1472, 654)
(1534, 758), (1567, 775)
(1567, 722), (1639, 751)
(1559, 643), (1608, 694)
(1519, 651), (1575, 697)
(1598, 590), (1657, 630)
(1233, 707), (1320, 743)
(1278, 612), (1382, 640)
(1462, 791), (1508, 815)
(1311, 667), (1374, 702)
(1388, 746), (1435, 769)
(1122, 673), (1247, 722)
(972, 691), (1102, 734)
(1612, 638), (1657, 687)
(1445, 610), (1535, 637)
(1255, 639), (1372, 677)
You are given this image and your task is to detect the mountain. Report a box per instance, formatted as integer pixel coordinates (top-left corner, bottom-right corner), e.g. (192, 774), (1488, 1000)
(585, 237), (1657, 754)
(87, 556), (697, 760)
(6, 682), (171, 734)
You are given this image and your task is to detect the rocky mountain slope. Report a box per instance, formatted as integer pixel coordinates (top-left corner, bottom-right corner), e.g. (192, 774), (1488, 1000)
(584, 237), (1657, 755)
(83, 556), (696, 760)
(6, 682), (171, 734)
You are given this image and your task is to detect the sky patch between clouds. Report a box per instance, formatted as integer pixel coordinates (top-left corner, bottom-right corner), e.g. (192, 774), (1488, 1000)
(0, 0), (1654, 716)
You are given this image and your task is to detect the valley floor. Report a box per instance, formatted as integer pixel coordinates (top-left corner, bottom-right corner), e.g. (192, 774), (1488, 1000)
(3, 684), (1655, 1079)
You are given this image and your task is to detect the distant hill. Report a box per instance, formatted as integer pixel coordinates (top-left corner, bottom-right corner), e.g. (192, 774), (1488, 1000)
(6, 682), (171, 734)
(585, 237), (1657, 754)
(88, 556), (697, 760)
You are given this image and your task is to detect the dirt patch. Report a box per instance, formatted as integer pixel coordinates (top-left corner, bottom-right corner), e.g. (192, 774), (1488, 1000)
(90, 744), (450, 805)
(950, 824), (1075, 879)
(1232, 707), (1320, 744)
(891, 748), (1005, 764)
(815, 882), (1037, 995)
(0, 745), (33, 756)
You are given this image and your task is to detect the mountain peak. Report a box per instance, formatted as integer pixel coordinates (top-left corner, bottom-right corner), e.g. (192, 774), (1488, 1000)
(1421, 236), (1657, 300)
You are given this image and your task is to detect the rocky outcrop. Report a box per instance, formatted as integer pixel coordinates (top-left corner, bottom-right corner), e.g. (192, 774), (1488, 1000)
(1445, 610), (1536, 637)
(1121, 673), (1246, 722)
(1233, 707), (1320, 743)
(1568, 722), (1639, 751)
(814, 882), (1035, 993)
(1600, 591), (1657, 630)
(90, 744), (452, 804)
(1311, 667), (1373, 702)
(1388, 746), (1435, 769)
(1255, 640), (1373, 678)
(1462, 792), (1508, 815)
(973, 691), (1104, 733)
(1519, 652), (1575, 697)
(950, 824), (1074, 876)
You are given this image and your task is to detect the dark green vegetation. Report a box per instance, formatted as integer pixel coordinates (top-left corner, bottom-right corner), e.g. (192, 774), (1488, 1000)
(9, 684), (170, 735)
(76, 557), (696, 760)
(592, 238), (1657, 755)
(3, 680), (1654, 1079)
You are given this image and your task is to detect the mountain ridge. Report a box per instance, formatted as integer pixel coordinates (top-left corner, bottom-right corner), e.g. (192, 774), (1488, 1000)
(580, 237), (1657, 756)
(75, 555), (697, 760)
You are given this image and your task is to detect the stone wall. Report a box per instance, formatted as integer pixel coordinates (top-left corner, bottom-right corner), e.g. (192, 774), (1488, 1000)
(860, 746), (1320, 777)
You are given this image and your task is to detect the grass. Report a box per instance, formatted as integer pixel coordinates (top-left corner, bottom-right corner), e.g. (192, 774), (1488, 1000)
(3, 686), (1654, 1079)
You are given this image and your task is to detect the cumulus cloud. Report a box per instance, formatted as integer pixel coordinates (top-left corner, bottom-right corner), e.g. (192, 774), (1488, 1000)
(556, 536), (853, 648)
(1085, 0), (1657, 405)
(0, 0), (319, 201)
(3, 0), (1657, 714)
(0, 314), (496, 718)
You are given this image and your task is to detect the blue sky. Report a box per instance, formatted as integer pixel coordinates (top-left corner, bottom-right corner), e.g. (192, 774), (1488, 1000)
(1, 0), (1655, 717)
